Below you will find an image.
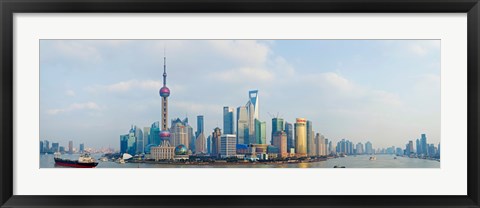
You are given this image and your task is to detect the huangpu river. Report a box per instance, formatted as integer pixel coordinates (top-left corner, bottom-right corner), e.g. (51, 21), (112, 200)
(40, 154), (440, 168)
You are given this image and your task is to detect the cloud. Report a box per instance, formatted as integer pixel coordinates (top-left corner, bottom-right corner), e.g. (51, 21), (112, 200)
(65, 90), (76, 97)
(208, 40), (270, 66)
(211, 67), (274, 83)
(47, 102), (101, 115)
(407, 40), (440, 56)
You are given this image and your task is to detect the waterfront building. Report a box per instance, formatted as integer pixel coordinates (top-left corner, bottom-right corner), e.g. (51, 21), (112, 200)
(211, 127), (222, 157)
(272, 131), (288, 158)
(255, 119), (266, 144)
(306, 120), (315, 156)
(196, 115), (204, 138)
(365, 141), (373, 154)
(220, 134), (237, 158)
(271, 118), (284, 145)
(195, 132), (206, 154)
(355, 142), (364, 155)
(68, 141), (73, 154)
(315, 133), (326, 156)
(294, 118), (307, 157)
(236, 106), (248, 145)
(143, 127), (150, 146)
(416, 139), (421, 155)
(421, 133), (428, 155)
(328, 141), (334, 154)
(51, 143), (59, 153)
(396, 147), (403, 156)
(40, 141), (44, 154)
(170, 118), (190, 149)
(135, 127), (144, 154)
(150, 140), (175, 160)
(246, 90), (259, 145)
(149, 122), (161, 146)
(223, 107), (235, 134)
(285, 122), (294, 152)
(59, 146), (65, 153)
(408, 140), (414, 155)
(207, 135), (212, 154)
(127, 126), (136, 155)
(45, 140), (50, 153)
(120, 134), (129, 153)
(79, 143), (85, 153)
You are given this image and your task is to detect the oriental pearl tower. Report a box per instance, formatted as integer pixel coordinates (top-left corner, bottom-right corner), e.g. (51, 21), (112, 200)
(159, 54), (171, 143)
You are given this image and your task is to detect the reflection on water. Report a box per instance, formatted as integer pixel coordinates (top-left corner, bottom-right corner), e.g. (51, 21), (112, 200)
(40, 154), (440, 169)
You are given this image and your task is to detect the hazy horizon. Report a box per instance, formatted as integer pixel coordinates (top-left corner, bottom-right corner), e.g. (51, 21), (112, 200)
(39, 40), (440, 150)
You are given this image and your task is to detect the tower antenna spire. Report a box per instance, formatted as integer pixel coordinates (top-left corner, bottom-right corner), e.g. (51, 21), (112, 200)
(163, 46), (167, 86)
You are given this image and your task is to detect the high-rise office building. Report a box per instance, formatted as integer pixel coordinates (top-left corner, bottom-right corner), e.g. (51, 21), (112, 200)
(220, 134), (237, 158)
(149, 122), (161, 146)
(421, 134), (428, 155)
(356, 142), (364, 154)
(40, 141), (44, 154)
(285, 122), (294, 152)
(143, 127), (150, 146)
(52, 142), (59, 153)
(195, 132), (206, 154)
(306, 120), (315, 156)
(79, 143), (85, 153)
(120, 134), (129, 153)
(127, 126), (137, 155)
(207, 135), (212, 154)
(365, 141), (373, 154)
(271, 118), (284, 145)
(272, 131), (287, 158)
(294, 118), (307, 157)
(170, 118), (189, 149)
(254, 119), (266, 144)
(211, 127), (222, 157)
(223, 107), (234, 134)
(135, 127), (144, 154)
(315, 133), (326, 156)
(196, 115), (204, 138)
(246, 90), (259, 145)
(68, 141), (73, 154)
(236, 106), (248, 145)
(416, 139), (421, 155)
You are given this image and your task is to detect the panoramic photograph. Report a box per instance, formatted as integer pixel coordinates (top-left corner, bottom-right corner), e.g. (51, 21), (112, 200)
(39, 40), (440, 168)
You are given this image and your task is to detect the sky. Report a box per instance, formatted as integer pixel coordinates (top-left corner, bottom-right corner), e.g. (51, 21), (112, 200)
(39, 40), (440, 150)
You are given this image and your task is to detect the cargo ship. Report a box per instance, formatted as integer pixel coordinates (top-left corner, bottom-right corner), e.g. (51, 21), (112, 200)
(54, 152), (99, 168)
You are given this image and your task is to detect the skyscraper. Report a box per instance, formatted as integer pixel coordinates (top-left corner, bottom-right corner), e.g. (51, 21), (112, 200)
(294, 118), (307, 157)
(285, 122), (294, 152)
(306, 120), (315, 156)
(120, 134), (128, 153)
(223, 107), (234, 134)
(195, 132), (206, 154)
(220, 134), (237, 158)
(149, 122), (161, 146)
(365, 141), (373, 154)
(196, 115), (204, 138)
(158, 53), (171, 144)
(272, 131), (287, 158)
(170, 118), (189, 149)
(356, 142), (364, 155)
(79, 143), (85, 153)
(416, 139), (422, 155)
(421, 134), (428, 155)
(68, 141), (73, 154)
(236, 106), (248, 145)
(211, 127), (222, 157)
(143, 127), (150, 146)
(271, 118), (284, 145)
(315, 133), (326, 156)
(254, 119), (266, 144)
(246, 90), (259, 145)
(135, 127), (144, 154)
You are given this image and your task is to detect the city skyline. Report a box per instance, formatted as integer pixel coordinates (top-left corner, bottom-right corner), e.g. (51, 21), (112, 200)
(40, 40), (440, 149)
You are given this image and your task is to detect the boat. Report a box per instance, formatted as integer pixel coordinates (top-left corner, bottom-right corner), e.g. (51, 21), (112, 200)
(98, 157), (108, 162)
(369, 156), (376, 161)
(394, 157), (397, 159)
(54, 152), (98, 168)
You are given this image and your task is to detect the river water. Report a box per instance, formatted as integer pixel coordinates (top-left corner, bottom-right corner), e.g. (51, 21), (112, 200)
(40, 154), (440, 168)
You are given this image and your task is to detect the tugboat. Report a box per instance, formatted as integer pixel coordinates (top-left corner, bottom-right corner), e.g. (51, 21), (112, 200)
(54, 152), (99, 168)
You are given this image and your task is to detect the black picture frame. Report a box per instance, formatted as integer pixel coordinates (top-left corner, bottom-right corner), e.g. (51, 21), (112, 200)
(1, 0), (479, 207)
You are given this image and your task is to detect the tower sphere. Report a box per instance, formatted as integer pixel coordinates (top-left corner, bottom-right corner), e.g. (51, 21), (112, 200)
(159, 86), (170, 97)
(175, 144), (188, 155)
(159, 130), (171, 139)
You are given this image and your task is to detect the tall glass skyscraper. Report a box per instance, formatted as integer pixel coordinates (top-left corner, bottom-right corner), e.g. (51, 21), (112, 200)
(236, 106), (248, 145)
(421, 134), (428, 155)
(223, 106), (234, 134)
(196, 115), (204, 138)
(271, 118), (284, 145)
(254, 119), (266, 144)
(294, 118), (307, 156)
(285, 122), (294, 152)
(306, 120), (315, 156)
